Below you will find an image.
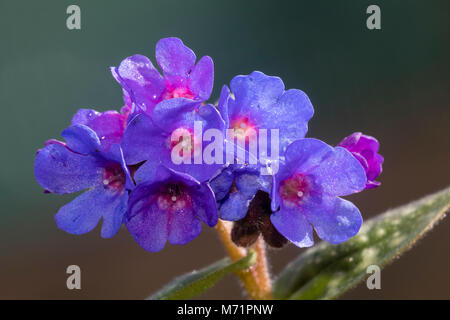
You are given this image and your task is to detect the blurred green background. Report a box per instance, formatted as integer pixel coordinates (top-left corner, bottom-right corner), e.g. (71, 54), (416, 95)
(1, 0), (449, 299)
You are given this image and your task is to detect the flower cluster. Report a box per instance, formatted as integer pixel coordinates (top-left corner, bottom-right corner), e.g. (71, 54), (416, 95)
(35, 37), (383, 252)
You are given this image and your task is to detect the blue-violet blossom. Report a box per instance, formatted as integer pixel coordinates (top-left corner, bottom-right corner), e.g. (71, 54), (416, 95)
(271, 138), (367, 247)
(35, 124), (133, 238)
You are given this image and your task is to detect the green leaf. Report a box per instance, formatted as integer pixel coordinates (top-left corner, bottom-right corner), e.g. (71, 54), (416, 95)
(148, 250), (257, 300)
(274, 185), (450, 300)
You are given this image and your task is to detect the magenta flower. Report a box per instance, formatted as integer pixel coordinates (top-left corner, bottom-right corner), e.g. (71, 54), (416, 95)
(111, 37), (213, 119)
(271, 139), (367, 247)
(338, 132), (384, 189)
(126, 165), (218, 252)
(34, 124), (134, 238)
(71, 106), (130, 152)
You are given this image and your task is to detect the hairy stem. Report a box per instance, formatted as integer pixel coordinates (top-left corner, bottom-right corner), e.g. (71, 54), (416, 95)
(252, 237), (273, 299)
(215, 219), (273, 299)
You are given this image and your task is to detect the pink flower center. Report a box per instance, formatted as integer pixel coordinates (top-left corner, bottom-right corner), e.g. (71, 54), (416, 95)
(103, 163), (126, 191)
(168, 127), (202, 160)
(156, 183), (193, 212)
(164, 86), (195, 100)
(230, 117), (257, 141)
(279, 173), (309, 207)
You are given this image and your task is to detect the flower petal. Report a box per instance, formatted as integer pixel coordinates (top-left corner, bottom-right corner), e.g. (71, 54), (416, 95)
(190, 182), (219, 227)
(61, 124), (101, 155)
(126, 199), (168, 252)
(209, 167), (234, 201)
(121, 113), (168, 165)
(309, 146), (366, 196)
(228, 71), (285, 117)
(71, 108), (127, 152)
(34, 143), (101, 194)
(156, 37), (196, 78)
(188, 55), (214, 101)
(55, 187), (126, 237)
(219, 192), (251, 221)
(112, 54), (165, 114)
(100, 191), (128, 238)
(303, 196), (363, 244)
(270, 206), (314, 247)
(167, 205), (202, 245)
(284, 138), (333, 174)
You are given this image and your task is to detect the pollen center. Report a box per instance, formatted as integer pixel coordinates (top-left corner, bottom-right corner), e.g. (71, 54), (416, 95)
(230, 118), (257, 141)
(164, 86), (195, 100)
(157, 182), (193, 212)
(103, 163), (126, 191)
(279, 173), (309, 207)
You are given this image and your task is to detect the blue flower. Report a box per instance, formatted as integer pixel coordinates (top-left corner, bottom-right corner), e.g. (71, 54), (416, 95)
(121, 98), (226, 182)
(271, 138), (367, 247)
(217, 71), (314, 158)
(210, 164), (271, 221)
(34, 124), (133, 238)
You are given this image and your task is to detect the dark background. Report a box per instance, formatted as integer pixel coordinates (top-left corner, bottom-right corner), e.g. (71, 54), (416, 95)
(1, 0), (449, 299)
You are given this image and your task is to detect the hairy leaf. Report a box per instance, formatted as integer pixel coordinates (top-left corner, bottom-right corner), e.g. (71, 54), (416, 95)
(149, 250), (256, 300)
(274, 186), (450, 300)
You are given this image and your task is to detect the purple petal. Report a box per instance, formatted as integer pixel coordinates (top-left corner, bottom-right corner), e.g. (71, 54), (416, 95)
(71, 108), (127, 152)
(303, 196), (362, 244)
(217, 85), (231, 128)
(188, 55), (214, 101)
(34, 143), (101, 194)
(156, 37), (196, 78)
(55, 187), (127, 237)
(61, 124), (101, 155)
(338, 132), (384, 189)
(270, 206), (314, 247)
(112, 54), (165, 114)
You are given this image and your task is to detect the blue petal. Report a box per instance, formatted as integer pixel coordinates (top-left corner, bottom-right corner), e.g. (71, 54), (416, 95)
(209, 167), (234, 201)
(35, 143), (101, 194)
(227, 71), (313, 152)
(309, 146), (366, 196)
(126, 200), (168, 252)
(191, 182), (219, 227)
(235, 172), (270, 198)
(284, 138), (333, 174)
(229, 71), (285, 117)
(270, 206), (314, 247)
(303, 196), (363, 244)
(101, 191), (128, 238)
(121, 113), (168, 165)
(217, 85), (231, 129)
(61, 124), (101, 155)
(55, 187), (126, 237)
(219, 192), (251, 221)
(167, 205), (202, 245)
